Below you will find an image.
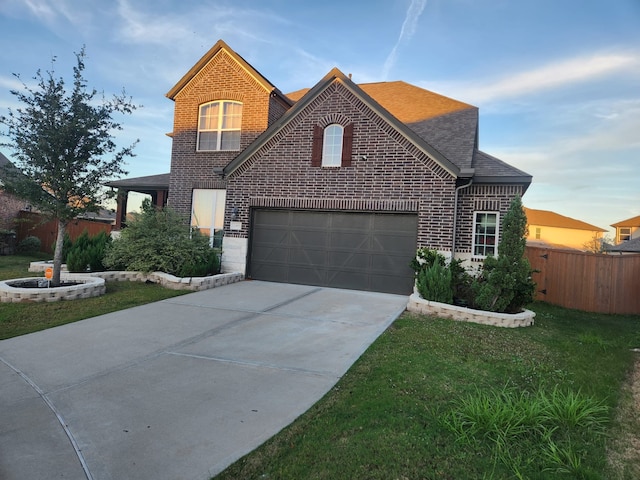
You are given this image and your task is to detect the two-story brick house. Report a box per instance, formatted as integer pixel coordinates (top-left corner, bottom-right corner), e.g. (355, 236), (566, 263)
(113, 39), (532, 294)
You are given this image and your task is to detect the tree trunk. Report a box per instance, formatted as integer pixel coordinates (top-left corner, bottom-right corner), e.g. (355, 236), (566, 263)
(52, 219), (67, 287)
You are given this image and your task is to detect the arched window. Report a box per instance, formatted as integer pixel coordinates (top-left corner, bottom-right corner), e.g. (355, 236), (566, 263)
(197, 100), (242, 151)
(322, 124), (344, 167)
(312, 123), (353, 167)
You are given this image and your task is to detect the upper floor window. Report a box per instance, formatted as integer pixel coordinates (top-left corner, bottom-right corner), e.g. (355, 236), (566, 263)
(312, 123), (353, 167)
(473, 212), (499, 257)
(535, 227), (541, 240)
(619, 227), (631, 242)
(322, 124), (344, 167)
(197, 101), (242, 151)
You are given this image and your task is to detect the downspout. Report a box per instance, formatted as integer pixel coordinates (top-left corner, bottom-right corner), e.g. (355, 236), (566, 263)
(451, 179), (473, 260)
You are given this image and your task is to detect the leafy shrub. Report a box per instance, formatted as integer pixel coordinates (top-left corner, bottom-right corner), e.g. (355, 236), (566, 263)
(416, 261), (453, 304)
(65, 230), (111, 272)
(472, 196), (535, 313)
(16, 235), (41, 253)
(103, 199), (221, 277)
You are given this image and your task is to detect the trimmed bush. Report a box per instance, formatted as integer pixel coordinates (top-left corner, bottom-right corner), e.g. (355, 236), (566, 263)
(65, 230), (111, 273)
(16, 235), (41, 253)
(416, 260), (453, 304)
(411, 248), (473, 306)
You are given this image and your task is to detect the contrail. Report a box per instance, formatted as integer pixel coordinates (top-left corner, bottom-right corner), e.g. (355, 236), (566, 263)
(382, 0), (427, 80)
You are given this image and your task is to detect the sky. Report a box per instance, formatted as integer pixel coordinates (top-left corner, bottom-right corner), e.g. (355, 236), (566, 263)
(1, 0), (639, 235)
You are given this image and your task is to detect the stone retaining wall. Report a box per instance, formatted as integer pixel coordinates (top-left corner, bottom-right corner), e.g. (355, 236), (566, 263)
(0, 263), (246, 303)
(407, 293), (535, 328)
(0, 276), (106, 303)
(88, 271), (244, 291)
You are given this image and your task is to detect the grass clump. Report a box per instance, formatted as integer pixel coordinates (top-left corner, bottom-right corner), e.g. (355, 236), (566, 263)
(444, 385), (609, 478)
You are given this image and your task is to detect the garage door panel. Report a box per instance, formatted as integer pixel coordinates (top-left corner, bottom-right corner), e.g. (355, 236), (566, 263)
(249, 210), (417, 294)
(251, 244), (290, 263)
(287, 265), (325, 284)
(290, 230), (328, 247)
(327, 251), (371, 269)
(289, 247), (326, 265)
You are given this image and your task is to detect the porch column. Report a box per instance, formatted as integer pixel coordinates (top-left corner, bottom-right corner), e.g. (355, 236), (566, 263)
(115, 189), (129, 230)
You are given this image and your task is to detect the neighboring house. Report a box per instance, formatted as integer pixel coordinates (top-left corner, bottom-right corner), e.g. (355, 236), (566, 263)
(524, 207), (606, 251)
(606, 236), (640, 255)
(0, 151), (29, 231)
(611, 215), (640, 244)
(111, 40), (532, 294)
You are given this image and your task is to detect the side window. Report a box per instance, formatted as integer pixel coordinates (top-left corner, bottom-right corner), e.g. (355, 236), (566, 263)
(535, 227), (541, 239)
(197, 101), (242, 151)
(312, 123), (353, 167)
(191, 189), (226, 246)
(619, 227), (631, 242)
(473, 212), (499, 256)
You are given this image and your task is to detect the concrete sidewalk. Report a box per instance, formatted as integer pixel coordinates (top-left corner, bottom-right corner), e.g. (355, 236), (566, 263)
(0, 280), (408, 480)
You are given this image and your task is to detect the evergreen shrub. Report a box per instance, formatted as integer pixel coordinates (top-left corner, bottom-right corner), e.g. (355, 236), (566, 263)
(103, 199), (221, 277)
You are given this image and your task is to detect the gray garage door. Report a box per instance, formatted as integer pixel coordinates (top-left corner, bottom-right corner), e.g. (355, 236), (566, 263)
(248, 209), (418, 294)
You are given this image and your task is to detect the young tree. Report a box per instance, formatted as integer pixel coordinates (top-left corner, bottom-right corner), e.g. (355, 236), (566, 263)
(472, 195), (536, 313)
(0, 48), (137, 285)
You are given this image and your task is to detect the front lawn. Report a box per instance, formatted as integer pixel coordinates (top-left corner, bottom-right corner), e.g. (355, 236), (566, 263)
(0, 254), (189, 340)
(215, 303), (640, 479)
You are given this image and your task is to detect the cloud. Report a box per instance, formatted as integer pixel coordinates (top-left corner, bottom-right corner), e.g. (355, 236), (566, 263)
(18, 0), (91, 30)
(0, 74), (25, 91)
(382, 0), (427, 80)
(437, 51), (640, 105)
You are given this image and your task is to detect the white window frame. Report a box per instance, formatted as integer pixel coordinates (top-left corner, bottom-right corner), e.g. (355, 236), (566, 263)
(190, 189), (226, 246)
(322, 124), (343, 167)
(619, 227), (631, 242)
(473, 211), (499, 257)
(197, 100), (242, 152)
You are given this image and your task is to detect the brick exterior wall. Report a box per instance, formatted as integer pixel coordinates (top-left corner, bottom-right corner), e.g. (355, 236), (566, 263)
(168, 52), (525, 262)
(0, 190), (25, 231)
(167, 49), (287, 216)
(456, 184), (526, 256)
(225, 82), (458, 251)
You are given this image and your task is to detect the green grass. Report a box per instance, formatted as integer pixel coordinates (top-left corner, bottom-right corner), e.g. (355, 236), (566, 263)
(0, 254), (189, 340)
(214, 303), (640, 480)
(2, 254), (639, 478)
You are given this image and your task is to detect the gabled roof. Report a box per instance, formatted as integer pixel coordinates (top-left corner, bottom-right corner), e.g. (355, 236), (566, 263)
(606, 236), (640, 253)
(224, 68), (461, 178)
(286, 80), (531, 187)
(474, 151), (532, 187)
(287, 82), (477, 169)
(166, 39), (291, 106)
(524, 207), (606, 232)
(611, 215), (640, 228)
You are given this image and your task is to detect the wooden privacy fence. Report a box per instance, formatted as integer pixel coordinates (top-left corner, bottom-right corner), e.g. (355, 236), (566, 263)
(525, 246), (640, 315)
(15, 211), (113, 254)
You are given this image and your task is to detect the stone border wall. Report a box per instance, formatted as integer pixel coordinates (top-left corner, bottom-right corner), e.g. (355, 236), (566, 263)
(0, 262), (246, 303)
(89, 271), (244, 291)
(407, 293), (535, 328)
(0, 276), (106, 303)
(28, 262), (244, 292)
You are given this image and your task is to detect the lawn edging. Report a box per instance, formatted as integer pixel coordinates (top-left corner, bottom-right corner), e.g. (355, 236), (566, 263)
(0, 275), (106, 303)
(407, 293), (535, 328)
(28, 261), (244, 292)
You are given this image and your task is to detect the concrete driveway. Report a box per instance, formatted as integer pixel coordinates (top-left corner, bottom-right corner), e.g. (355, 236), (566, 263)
(0, 280), (408, 480)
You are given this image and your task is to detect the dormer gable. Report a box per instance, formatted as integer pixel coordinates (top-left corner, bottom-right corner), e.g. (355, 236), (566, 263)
(166, 39), (290, 107)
